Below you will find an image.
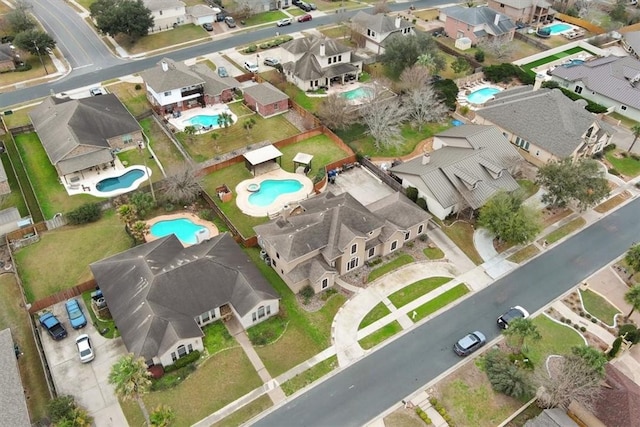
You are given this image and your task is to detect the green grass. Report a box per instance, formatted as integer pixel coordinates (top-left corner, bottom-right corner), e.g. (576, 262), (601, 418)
(541, 218), (586, 245)
(2, 134), (44, 222)
(119, 24), (208, 55)
(280, 355), (338, 396)
(580, 289), (621, 325)
(0, 153), (29, 216)
(247, 314), (288, 345)
(358, 302), (391, 330)
(81, 290), (118, 339)
(259, 70), (324, 113)
(210, 395), (273, 427)
(423, 247), (445, 260)
(140, 117), (186, 173)
(14, 210), (134, 302)
(608, 112), (639, 128)
(439, 221), (483, 265)
(526, 315), (584, 366)
(367, 254), (415, 282)
(202, 320), (237, 355)
(518, 179), (539, 199)
(520, 46), (591, 76)
(507, 245), (540, 264)
(388, 277), (451, 308)
(278, 134), (352, 180)
(359, 321), (403, 350)
(105, 82), (150, 116)
(243, 10), (288, 26)
(318, 25), (350, 39)
(605, 150), (640, 177)
(413, 284), (469, 322)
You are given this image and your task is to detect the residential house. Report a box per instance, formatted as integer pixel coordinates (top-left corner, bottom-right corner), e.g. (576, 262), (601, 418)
(390, 125), (522, 220)
(243, 82), (289, 118)
(351, 12), (415, 54)
(0, 43), (17, 72)
(0, 208), (32, 241)
(523, 408), (579, 427)
(187, 4), (216, 26)
(28, 95), (143, 185)
(140, 58), (237, 115)
(90, 233), (280, 367)
(0, 153), (9, 195)
(255, 191), (431, 294)
(474, 87), (614, 166)
(550, 55), (640, 122)
(281, 36), (363, 91)
(144, 0), (186, 31)
(0, 328), (30, 427)
(620, 30), (640, 59)
(486, 0), (556, 26)
(439, 6), (516, 44)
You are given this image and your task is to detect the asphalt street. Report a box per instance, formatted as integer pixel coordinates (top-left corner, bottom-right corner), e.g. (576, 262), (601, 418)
(253, 197), (640, 427)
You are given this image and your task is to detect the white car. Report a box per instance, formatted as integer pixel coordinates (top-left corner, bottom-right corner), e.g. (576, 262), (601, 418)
(76, 334), (95, 363)
(276, 18), (292, 27)
(244, 61), (259, 73)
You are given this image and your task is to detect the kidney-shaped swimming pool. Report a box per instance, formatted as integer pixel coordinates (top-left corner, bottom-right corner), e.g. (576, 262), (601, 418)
(248, 179), (304, 207)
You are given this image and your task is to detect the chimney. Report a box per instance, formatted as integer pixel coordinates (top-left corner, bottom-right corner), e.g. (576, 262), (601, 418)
(161, 61), (168, 72)
(320, 43), (326, 57)
(395, 16), (401, 29)
(494, 13), (500, 26)
(421, 153), (431, 165)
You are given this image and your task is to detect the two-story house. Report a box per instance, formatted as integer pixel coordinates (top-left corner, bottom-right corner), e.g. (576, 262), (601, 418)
(144, 0), (186, 31)
(280, 36), (363, 91)
(255, 191), (431, 294)
(620, 29), (640, 59)
(351, 12), (415, 54)
(487, 0), (556, 26)
(474, 87), (614, 166)
(140, 58), (237, 115)
(439, 6), (516, 44)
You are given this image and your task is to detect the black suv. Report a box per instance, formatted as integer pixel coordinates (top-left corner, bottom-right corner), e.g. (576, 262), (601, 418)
(497, 306), (530, 329)
(298, 1), (312, 11)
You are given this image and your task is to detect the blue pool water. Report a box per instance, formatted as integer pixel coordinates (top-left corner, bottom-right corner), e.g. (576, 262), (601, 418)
(340, 87), (373, 101)
(248, 179), (303, 207)
(96, 169), (145, 192)
(545, 23), (572, 35)
(466, 87), (501, 104)
(150, 219), (206, 245)
(188, 115), (222, 128)
(451, 120), (463, 127)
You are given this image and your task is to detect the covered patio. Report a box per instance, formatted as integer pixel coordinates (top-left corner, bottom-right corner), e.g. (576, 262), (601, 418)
(244, 145), (283, 176)
(293, 152), (313, 175)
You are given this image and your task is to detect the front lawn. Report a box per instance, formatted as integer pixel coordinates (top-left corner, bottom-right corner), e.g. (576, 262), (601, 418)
(388, 276), (451, 308)
(413, 284), (469, 322)
(518, 179), (539, 199)
(580, 288), (621, 325)
(14, 210), (133, 302)
(359, 321), (403, 350)
(359, 302), (391, 330)
(211, 395), (272, 427)
(202, 320), (237, 355)
(594, 191), (630, 213)
(244, 10), (288, 26)
(438, 220), (483, 265)
(526, 315), (584, 366)
(423, 247), (445, 260)
(605, 150), (640, 178)
(367, 254), (415, 282)
(507, 245), (540, 264)
(541, 217), (586, 245)
(118, 24), (208, 55)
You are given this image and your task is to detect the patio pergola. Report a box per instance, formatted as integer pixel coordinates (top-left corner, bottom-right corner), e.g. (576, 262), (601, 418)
(293, 152), (313, 175)
(244, 145), (283, 176)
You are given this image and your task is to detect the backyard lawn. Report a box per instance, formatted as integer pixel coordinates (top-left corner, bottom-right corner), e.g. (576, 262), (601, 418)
(140, 117), (187, 173)
(105, 82), (151, 116)
(14, 210), (133, 302)
(278, 134), (352, 180)
(0, 153), (29, 217)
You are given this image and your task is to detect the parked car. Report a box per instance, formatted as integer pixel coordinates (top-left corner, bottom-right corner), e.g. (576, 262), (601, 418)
(298, 1), (312, 11)
(89, 87), (104, 96)
(292, 0), (302, 5)
(216, 11), (228, 22)
(276, 18), (292, 27)
(308, 2), (317, 9)
(453, 331), (486, 356)
(263, 57), (280, 67)
(217, 66), (229, 77)
(244, 61), (258, 73)
(202, 22), (214, 31)
(39, 312), (67, 340)
(75, 334), (95, 363)
(65, 298), (87, 329)
(298, 14), (312, 22)
(497, 306), (530, 329)
(224, 16), (236, 28)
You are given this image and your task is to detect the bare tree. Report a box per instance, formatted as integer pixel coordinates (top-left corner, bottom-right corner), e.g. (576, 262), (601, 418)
(405, 85), (448, 131)
(398, 65), (431, 92)
(360, 82), (409, 151)
(349, 21), (367, 49)
(163, 166), (202, 204)
(317, 94), (359, 130)
(479, 38), (515, 61)
(373, 0), (390, 14)
(232, 0), (256, 21)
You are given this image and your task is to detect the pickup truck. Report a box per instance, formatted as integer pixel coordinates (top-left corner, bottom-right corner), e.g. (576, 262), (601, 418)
(39, 312), (67, 340)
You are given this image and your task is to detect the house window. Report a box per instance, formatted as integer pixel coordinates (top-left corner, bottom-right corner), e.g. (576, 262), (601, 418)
(338, 55), (342, 61)
(500, 3), (504, 7)
(391, 241), (398, 251)
(621, 105), (627, 111)
(171, 352), (177, 362)
(574, 86), (583, 94)
(177, 345), (187, 358)
(164, 91), (171, 96)
(371, 31), (376, 37)
(258, 306), (266, 319)
(122, 134), (133, 144)
(274, 102), (279, 111)
(585, 126), (593, 137)
(404, 231), (410, 241)
(351, 243), (357, 254)
(159, 10), (163, 15)
(328, 57), (332, 64)
(418, 224), (424, 234)
(188, 344), (193, 352)
(367, 29), (371, 36)
(267, 305), (271, 315)
(368, 247), (375, 258)
(536, 150), (540, 156)
(201, 311), (210, 323)
(347, 257), (359, 271)
(321, 278), (328, 289)
(252, 312), (257, 321)
(276, 252), (280, 259)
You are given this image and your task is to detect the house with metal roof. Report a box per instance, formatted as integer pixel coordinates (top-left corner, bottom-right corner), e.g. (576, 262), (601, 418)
(351, 12), (415, 54)
(243, 82), (289, 118)
(439, 6), (516, 44)
(28, 94), (143, 185)
(0, 328), (30, 427)
(280, 36), (363, 91)
(486, 0), (555, 26)
(390, 125), (522, 220)
(550, 55), (640, 122)
(90, 232), (280, 367)
(474, 87), (614, 166)
(140, 58), (237, 115)
(619, 25), (640, 59)
(255, 191), (430, 294)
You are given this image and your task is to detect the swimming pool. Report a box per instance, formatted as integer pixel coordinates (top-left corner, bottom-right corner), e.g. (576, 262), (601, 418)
(544, 23), (572, 35)
(150, 218), (208, 245)
(466, 87), (502, 105)
(188, 115), (221, 128)
(96, 169), (145, 193)
(340, 87), (373, 101)
(248, 179), (303, 207)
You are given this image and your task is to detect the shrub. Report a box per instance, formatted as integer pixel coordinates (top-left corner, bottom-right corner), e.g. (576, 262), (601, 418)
(16, 63), (32, 72)
(631, 154), (640, 161)
(484, 349), (532, 398)
(609, 168), (620, 176)
(67, 203), (102, 224)
(459, 105), (470, 116)
(618, 323), (637, 337)
(151, 365), (196, 390)
(585, 312), (591, 319)
(416, 197), (427, 210)
(580, 326), (587, 332)
(608, 336), (622, 358)
(621, 151), (629, 158)
(474, 50), (485, 62)
(591, 318), (598, 324)
(419, 234), (428, 242)
(573, 324), (580, 330)
(564, 318), (572, 325)
(405, 186), (419, 202)
(135, 83), (142, 90)
(163, 350), (201, 373)
(603, 143), (616, 152)
(299, 284), (315, 303)
(415, 407), (432, 424)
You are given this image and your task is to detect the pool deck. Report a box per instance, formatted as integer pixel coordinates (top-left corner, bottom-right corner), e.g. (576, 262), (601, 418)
(64, 161), (151, 198)
(235, 168), (314, 218)
(531, 51), (594, 77)
(457, 82), (504, 109)
(167, 104), (237, 133)
(144, 212), (219, 246)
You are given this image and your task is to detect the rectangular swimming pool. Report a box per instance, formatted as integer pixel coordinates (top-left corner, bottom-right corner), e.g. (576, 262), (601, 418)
(545, 23), (573, 35)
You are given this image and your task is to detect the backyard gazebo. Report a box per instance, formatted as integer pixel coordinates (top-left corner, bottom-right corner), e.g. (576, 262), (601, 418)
(244, 145), (283, 176)
(293, 152), (313, 175)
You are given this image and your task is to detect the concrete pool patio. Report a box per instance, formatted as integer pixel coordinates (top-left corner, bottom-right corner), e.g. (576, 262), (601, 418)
(145, 212), (219, 245)
(167, 104), (237, 133)
(64, 161), (151, 198)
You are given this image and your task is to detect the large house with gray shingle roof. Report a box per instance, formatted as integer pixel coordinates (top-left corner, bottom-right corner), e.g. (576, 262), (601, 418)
(474, 87), (614, 166)
(550, 55), (640, 122)
(90, 233), (279, 367)
(351, 12), (415, 54)
(440, 6), (515, 44)
(140, 58), (237, 116)
(390, 125), (522, 220)
(281, 36), (363, 92)
(28, 94), (142, 184)
(486, 0), (555, 26)
(255, 191), (430, 293)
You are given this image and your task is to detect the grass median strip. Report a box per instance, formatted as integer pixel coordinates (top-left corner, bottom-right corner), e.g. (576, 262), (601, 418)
(412, 284), (469, 322)
(359, 321), (403, 350)
(359, 302), (390, 330)
(507, 245), (540, 264)
(280, 356), (338, 396)
(367, 254), (414, 282)
(579, 288), (621, 325)
(388, 276), (451, 308)
(210, 395), (273, 427)
(540, 217), (586, 245)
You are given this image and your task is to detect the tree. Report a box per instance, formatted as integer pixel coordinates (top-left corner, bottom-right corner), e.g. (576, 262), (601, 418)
(624, 285), (640, 318)
(183, 125), (197, 142)
(373, 0), (390, 14)
(477, 191), (542, 245)
(217, 111), (234, 129)
(451, 56), (471, 74)
(13, 29), (56, 55)
(91, 0), (154, 41)
(164, 166), (202, 204)
(231, 0), (256, 21)
(130, 220), (150, 244)
(610, 0), (628, 24)
(360, 84), (409, 151)
(404, 85), (448, 131)
(47, 395), (93, 426)
(150, 405), (176, 427)
(398, 65), (431, 92)
(109, 354), (152, 425)
(571, 345), (607, 377)
(415, 52), (446, 75)
(479, 38), (516, 60)
(483, 349), (533, 398)
(317, 94), (358, 131)
(537, 158), (610, 211)
(243, 117), (256, 138)
(433, 79), (459, 111)
(381, 32), (443, 77)
(627, 124), (640, 153)
(130, 191), (156, 217)
(626, 243), (640, 278)
(117, 204), (138, 228)
(502, 317), (541, 353)
(6, 0), (35, 33)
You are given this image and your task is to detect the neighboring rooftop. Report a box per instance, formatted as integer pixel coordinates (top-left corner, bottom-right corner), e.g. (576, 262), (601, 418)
(441, 6), (515, 36)
(592, 363), (640, 427)
(0, 328), (30, 427)
(243, 82), (289, 105)
(351, 11), (414, 34)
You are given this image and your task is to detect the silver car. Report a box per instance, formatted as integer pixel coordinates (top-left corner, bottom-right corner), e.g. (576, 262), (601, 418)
(76, 334), (95, 363)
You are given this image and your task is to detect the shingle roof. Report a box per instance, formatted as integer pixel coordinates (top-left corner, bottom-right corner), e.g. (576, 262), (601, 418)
(551, 55), (640, 110)
(0, 328), (30, 427)
(523, 409), (578, 427)
(143, 0), (185, 11)
(390, 125), (522, 209)
(476, 88), (614, 158)
(90, 233), (279, 361)
(190, 62), (236, 95)
(140, 58), (205, 93)
(282, 36), (351, 57)
(28, 95), (140, 175)
(441, 6), (515, 36)
(243, 82), (289, 105)
(623, 31), (640, 54)
(495, 0), (553, 9)
(593, 364), (640, 427)
(352, 11), (414, 35)
(187, 4), (214, 17)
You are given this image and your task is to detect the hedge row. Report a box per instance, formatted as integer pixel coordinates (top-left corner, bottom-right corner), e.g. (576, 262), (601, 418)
(243, 35), (294, 53)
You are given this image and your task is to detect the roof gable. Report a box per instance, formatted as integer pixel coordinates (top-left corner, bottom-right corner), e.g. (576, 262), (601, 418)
(140, 58), (205, 93)
(441, 6), (515, 35)
(352, 11), (414, 35)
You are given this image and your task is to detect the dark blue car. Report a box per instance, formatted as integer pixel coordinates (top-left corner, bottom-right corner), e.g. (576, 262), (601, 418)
(39, 312), (67, 340)
(65, 299), (87, 329)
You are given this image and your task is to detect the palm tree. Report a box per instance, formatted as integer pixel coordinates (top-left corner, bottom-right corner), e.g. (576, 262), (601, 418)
(183, 125), (198, 142)
(625, 243), (640, 279)
(109, 354), (152, 425)
(130, 220), (150, 244)
(502, 317), (541, 353)
(628, 124), (640, 153)
(217, 112), (234, 129)
(117, 204), (138, 228)
(164, 167), (202, 204)
(624, 284), (640, 318)
(150, 405), (176, 427)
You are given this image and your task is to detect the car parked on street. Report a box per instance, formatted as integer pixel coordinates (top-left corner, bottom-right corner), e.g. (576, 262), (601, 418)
(75, 334), (95, 363)
(225, 16), (236, 28)
(65, 298), (87, 329)
(497, 306), (530, 329)
(202, 22), (214, 31)
(244, 61), (258, 72)
(298, 14), (312, 22)
(277, 18), (292, 27)
(453, 331), (486, 356)
(39, 312), (67, 340)
(217, 66), (229, 77)
(263, 57), (280, 67)
(89, 87), (104, 96)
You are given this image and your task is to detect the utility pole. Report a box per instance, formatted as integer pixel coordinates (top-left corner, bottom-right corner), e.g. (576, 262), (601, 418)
(138, 141), (156, 202)
(33, 40), (48, 75)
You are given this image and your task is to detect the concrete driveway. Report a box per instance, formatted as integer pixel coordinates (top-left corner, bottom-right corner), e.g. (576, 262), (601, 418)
(37, 299), (127, 426)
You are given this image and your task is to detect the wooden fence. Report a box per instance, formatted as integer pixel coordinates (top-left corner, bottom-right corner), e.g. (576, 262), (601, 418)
(514, 31), (554, 51)
(435, 39), (482, 71)
(360, 157), (404, 192)
(556, 13), (605, 35)
(28, 279), (97, 314)
(7, 123), (34, 134)
(200, 188), (258, 247)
